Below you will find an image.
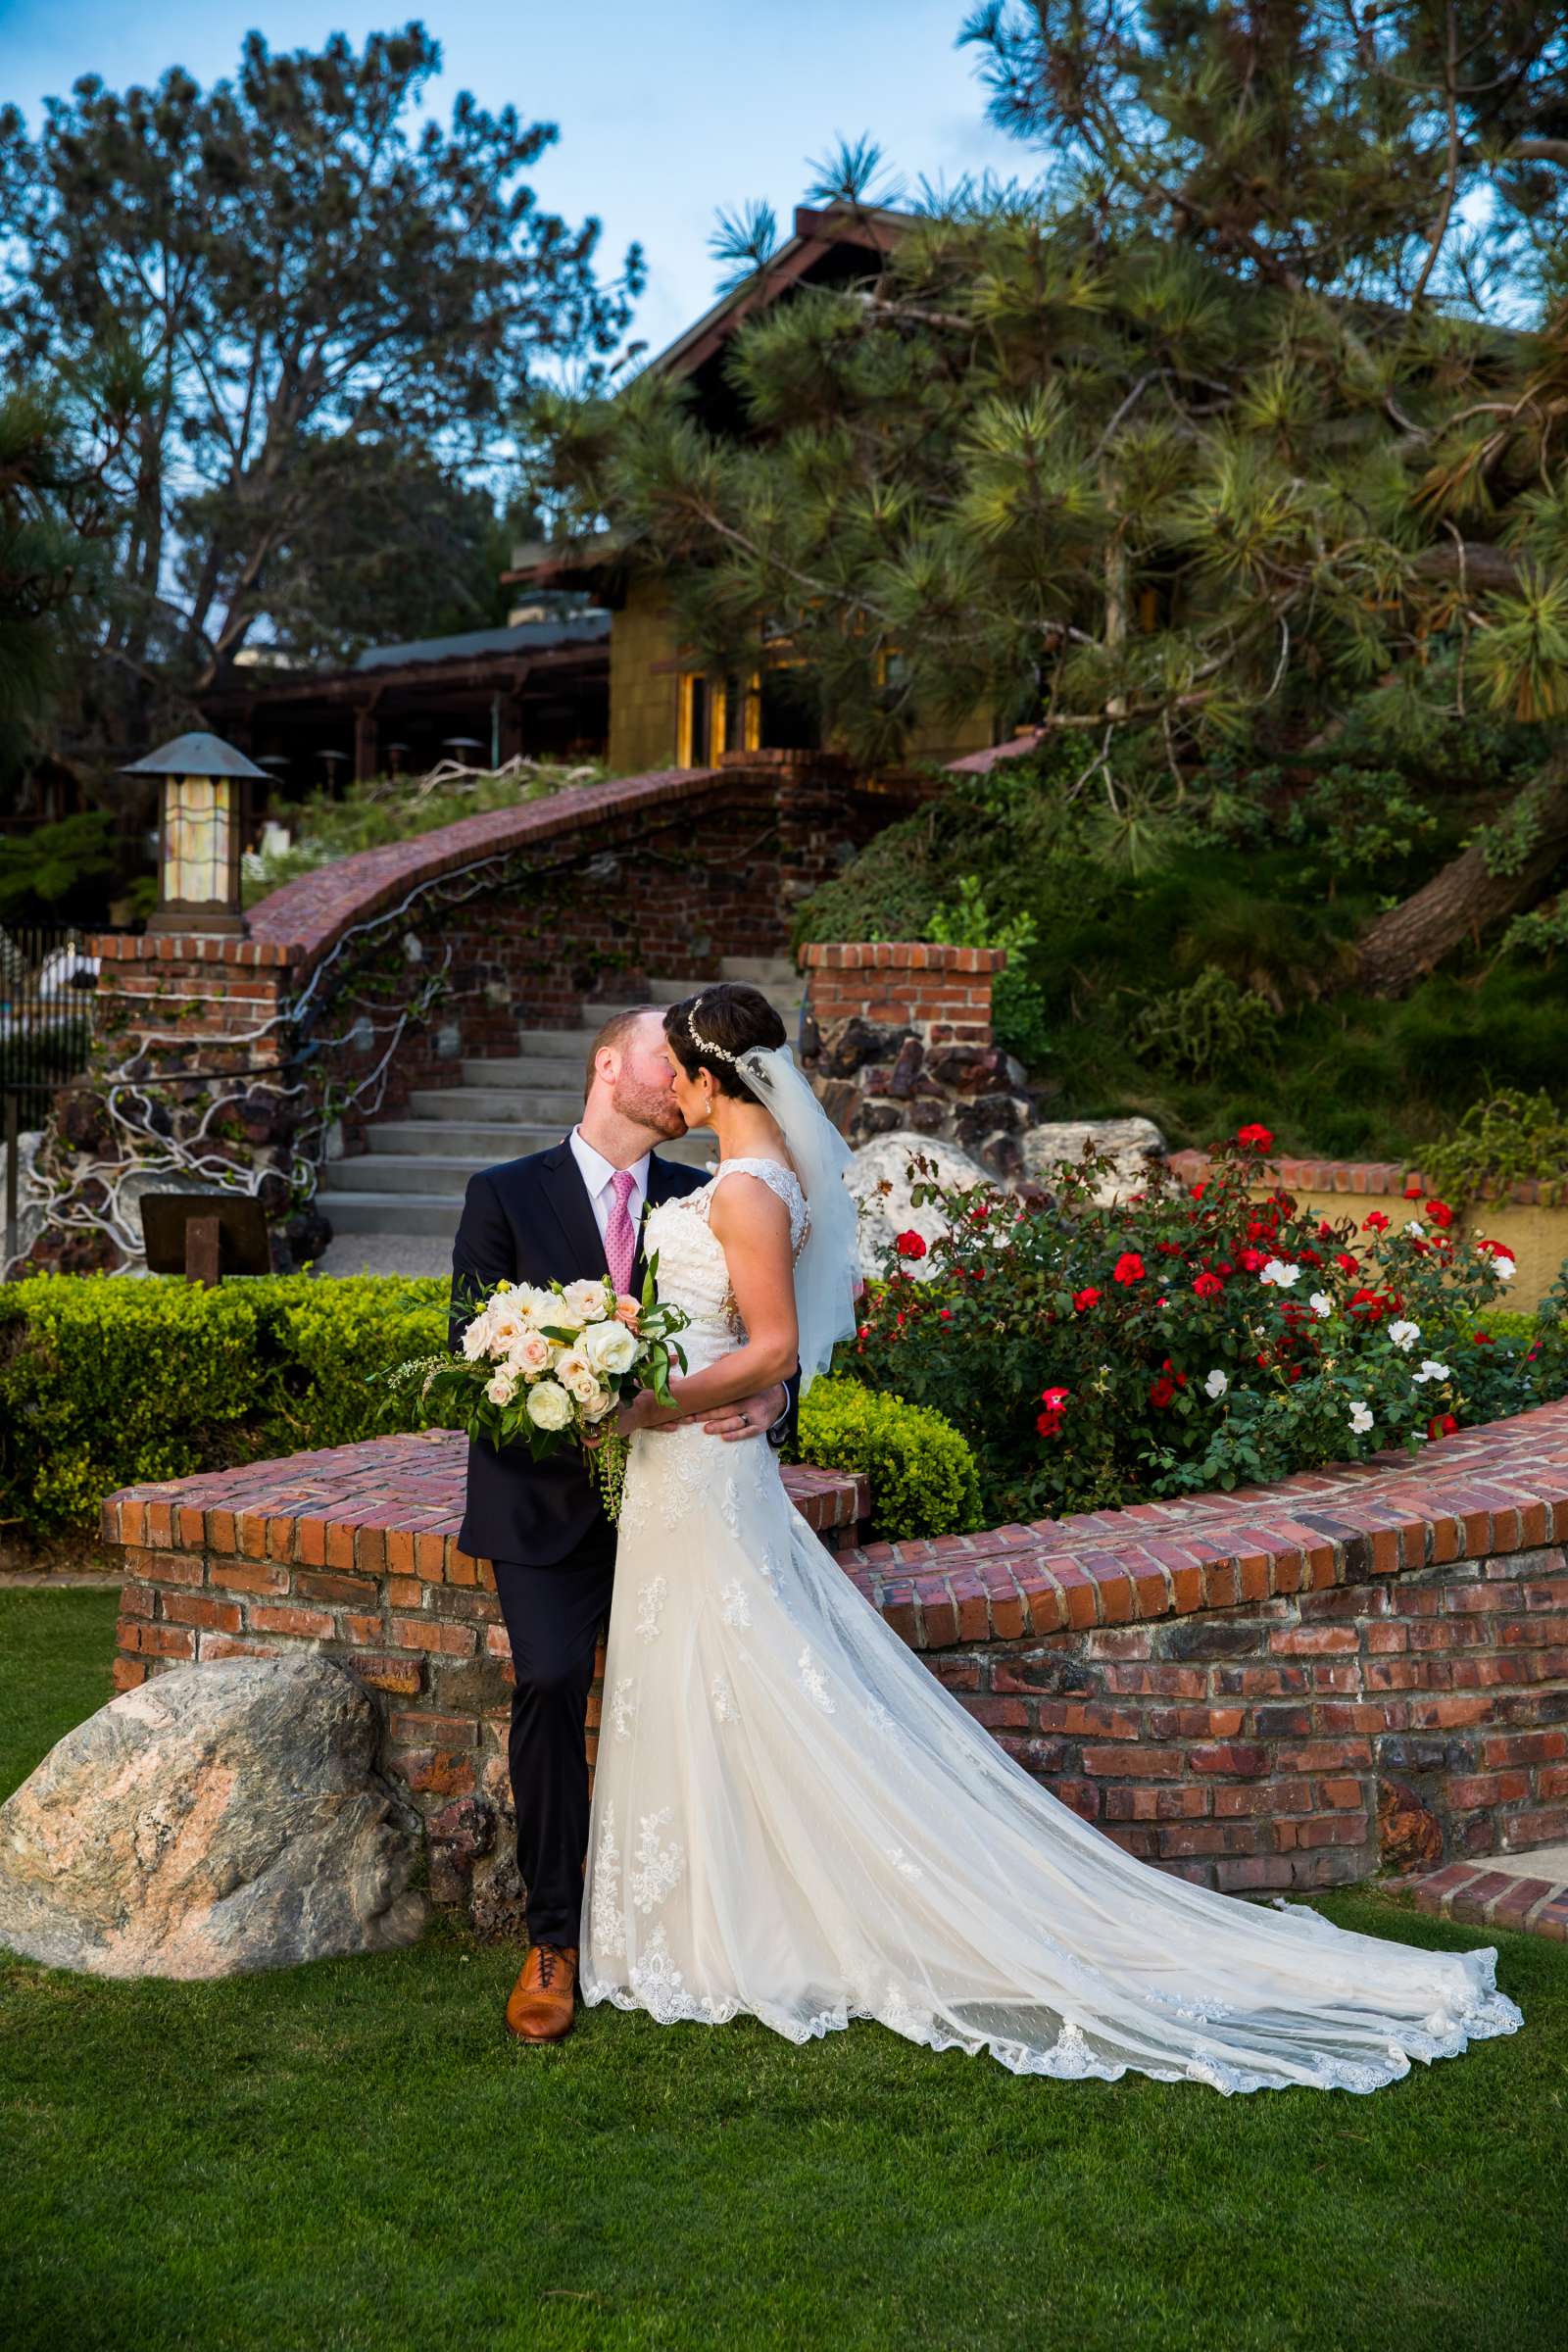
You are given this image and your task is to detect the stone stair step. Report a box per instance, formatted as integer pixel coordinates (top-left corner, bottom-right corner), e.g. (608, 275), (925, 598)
(405, 1089), (557, 1123)
(366, 1119), (572, 1158)
(717, 955), (803, 985)
(456, 1057), (603, 1090)
(317, 1192), (465, 1238)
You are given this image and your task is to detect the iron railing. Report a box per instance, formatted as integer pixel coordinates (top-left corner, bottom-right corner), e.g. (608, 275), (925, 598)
(1, 921), (104, 1265)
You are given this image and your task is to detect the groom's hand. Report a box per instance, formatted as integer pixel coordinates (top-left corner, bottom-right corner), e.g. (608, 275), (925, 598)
(700, 1385), (789, 1445)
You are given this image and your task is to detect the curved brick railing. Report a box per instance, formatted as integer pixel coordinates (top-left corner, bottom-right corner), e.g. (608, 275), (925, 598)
(102, 1400), (1568, 1934)
(1167, 1146), (1564, 1209)
(95, 765), (728, 983)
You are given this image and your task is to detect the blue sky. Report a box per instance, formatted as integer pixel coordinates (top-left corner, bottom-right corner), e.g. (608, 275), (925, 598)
(0, 1), (1029, 355)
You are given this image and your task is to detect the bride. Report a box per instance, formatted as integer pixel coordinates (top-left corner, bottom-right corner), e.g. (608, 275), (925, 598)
(582, 983), (1522, 2093)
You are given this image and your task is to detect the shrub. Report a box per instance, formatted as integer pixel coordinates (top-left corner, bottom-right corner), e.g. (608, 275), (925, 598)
(1132, 966), (1279, 1079)
(0, 1273), (450, 1534)
(845, 1130), (1568, 1524)
(1419, 1088), (1568, 1206)
(0, 1274), (974, 1544)
(789, 1376), (982, 1542)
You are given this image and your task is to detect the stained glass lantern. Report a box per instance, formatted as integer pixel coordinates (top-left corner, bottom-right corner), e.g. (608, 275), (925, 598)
(120, 732), (269, 938)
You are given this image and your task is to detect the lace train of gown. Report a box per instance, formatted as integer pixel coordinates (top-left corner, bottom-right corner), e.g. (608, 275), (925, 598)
(582, 1158), (1523, 2094)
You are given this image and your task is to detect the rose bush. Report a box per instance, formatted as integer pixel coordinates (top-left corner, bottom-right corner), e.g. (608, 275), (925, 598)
(845, 1128), (1568, 1522)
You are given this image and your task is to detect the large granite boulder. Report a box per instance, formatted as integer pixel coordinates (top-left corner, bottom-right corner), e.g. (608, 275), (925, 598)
(848, 1131), (992, 1277)
(1020, 1117), (1166, 1205)
(0, 1655), (426, 1979)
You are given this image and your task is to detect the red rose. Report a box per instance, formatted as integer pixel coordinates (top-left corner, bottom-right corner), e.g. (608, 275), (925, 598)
(1149, 1376), (1176, 1408)
(1238, 1248), (1268, 1273)
(1334, 1252), (1359, 1277)
(1072, 1287), (1102, 1312)
(1427, 1411), (1458, 1440)
(1236, 1123), (1274, 1152)
(1215, 1259), (1235, 1277)
(1112, 1252), (1145, 1285)
(1404, 1183), (1423, 1200)
(894, 1230), (927, 1259)
(1317, 1220), (1335, 1241)
(1190, 1181), (1207, 1200)
(1363, 1211), (1390, 1234)
(1156, 1240), (1183, 1256)
(1040, 1386), (1071, 1409)
(857, 1324), (870, 1341)
(1471, 1330), (1493, 1346)
(1193, 1271), (1224, 1299)
(1425, 1200), (1454, 1229)
(939, 1307), (952, 1322)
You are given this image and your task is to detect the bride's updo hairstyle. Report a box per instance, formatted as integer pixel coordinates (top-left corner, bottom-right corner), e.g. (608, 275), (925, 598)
(664, 984), (787, 1103)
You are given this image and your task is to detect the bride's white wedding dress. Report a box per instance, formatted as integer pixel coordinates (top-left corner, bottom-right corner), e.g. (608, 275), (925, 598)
(582, 1156), (1523, 2093)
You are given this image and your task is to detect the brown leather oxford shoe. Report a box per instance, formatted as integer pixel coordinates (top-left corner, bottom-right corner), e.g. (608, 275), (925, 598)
(505, 1942), (579, 2042)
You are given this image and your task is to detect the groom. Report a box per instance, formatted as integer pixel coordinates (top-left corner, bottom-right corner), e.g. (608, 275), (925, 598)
(450, 1004), (791, 2043)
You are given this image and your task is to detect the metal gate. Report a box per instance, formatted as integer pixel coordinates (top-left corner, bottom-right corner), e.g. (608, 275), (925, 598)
(1, 922), (102, 1266)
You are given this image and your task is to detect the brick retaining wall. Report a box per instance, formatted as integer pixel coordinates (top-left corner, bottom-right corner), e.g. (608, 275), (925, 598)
(844, 1398), (1568, 1898)
(103, 1435), (866, 1932)
(102, 1402), (1568, 1934)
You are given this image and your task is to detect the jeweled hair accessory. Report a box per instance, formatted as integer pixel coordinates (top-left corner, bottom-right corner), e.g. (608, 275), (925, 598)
(685, 995), (741, 1066)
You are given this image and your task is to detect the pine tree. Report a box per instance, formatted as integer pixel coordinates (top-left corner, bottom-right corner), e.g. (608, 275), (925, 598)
(541, 5), (1568, 994)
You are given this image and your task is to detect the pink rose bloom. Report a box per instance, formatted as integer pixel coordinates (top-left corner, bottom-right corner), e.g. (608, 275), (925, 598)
(613, 1295), (642, 1329)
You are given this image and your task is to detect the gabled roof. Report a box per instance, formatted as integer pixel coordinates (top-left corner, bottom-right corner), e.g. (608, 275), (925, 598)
(641, 202), (907, 385)
(504, 204), (909, 595)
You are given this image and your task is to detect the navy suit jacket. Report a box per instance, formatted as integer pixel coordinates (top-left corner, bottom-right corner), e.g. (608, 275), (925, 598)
(451, 1138), (797, 1567)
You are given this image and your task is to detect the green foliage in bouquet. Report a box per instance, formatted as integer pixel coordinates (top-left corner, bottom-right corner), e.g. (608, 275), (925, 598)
(787, 1377), (982, 1543)
(390, 1260), (689, 1518)
(847, 1132), (1568, 1526)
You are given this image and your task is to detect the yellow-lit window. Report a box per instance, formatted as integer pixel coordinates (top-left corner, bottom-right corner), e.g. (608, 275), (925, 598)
(677, 672), (710, 766)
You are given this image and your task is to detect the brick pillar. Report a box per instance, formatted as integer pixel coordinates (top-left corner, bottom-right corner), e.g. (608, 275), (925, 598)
(801, 942), (1006, 1049)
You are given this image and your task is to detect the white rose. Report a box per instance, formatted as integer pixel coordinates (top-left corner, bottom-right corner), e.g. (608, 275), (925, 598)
(461, 1303), (498, 1361)
(580, 1384), (615, 1422)
(1348, 1400), (1374, 1436)
(510, 1329), (554, 1379)
(556, 1348), (603, 1405)
(1308, 1291), (1333, 1319)
(1412, 1358), (1452, 1385)
(485, 1370), (516, 1408)
(1405, 1219), (1424, 1238)
(1495, 1253), (1516, 1282)
(563, 1277), (612, 1324)
(1203, 1368), (1228, 1399)
(1259, 1258), (1300, 1288)
(1388, 1320), (1420, 1352)
(525, 1380), (571, 1431)
(583, 1318), (638, 1376)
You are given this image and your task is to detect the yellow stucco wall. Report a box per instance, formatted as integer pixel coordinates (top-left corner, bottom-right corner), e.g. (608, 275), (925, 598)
(608, 578), (681, 774)
(606, 576), (1002, 773)
(1245, 1182), (1568, 1314)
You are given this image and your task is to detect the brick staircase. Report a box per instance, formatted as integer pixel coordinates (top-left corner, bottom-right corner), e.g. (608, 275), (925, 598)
(318, 956), (804, 1243)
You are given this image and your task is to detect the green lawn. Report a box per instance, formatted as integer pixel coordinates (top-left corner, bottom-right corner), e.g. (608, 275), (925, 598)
(1, 1590), (1563, 2352)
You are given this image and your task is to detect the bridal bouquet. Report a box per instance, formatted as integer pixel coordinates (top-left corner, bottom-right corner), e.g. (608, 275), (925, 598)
(389, 1261), (689, 1517)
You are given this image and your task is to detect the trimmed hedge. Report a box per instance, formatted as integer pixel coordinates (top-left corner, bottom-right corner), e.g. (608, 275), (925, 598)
(0, 1274), (975, 1544)
(789, 1376), (982, 1541)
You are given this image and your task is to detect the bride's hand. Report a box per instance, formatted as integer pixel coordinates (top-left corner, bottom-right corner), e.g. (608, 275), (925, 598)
(615, 1390), (659, 1440)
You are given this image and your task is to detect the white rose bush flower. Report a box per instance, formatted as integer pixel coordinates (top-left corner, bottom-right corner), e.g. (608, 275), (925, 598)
(388, 1259), (690, 1518)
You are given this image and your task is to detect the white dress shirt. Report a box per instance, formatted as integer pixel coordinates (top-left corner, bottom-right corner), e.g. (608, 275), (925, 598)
(568, 1126), (651, 1250)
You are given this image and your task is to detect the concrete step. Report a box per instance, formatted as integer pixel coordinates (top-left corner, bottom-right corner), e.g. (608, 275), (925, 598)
(457, 1057), (604, 1091)
(717, 956), (802, 985)
(324, 1126), (718, 1199)
(405, 1089), (556, 1123)
(318, 1192), (464, 1238)
(367, 1119), (576, 1158)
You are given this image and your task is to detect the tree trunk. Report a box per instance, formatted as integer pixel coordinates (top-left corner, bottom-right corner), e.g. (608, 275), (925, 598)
(1352, 760), (1568, 995)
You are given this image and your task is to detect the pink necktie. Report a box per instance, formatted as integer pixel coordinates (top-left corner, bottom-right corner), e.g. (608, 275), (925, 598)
(606, 1168), (637, 1297)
